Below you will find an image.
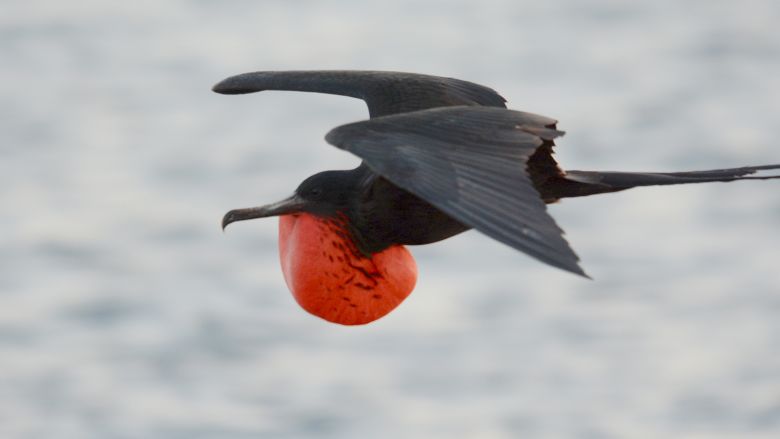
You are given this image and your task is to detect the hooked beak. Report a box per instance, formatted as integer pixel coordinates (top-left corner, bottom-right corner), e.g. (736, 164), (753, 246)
(222, 194), (306, 230)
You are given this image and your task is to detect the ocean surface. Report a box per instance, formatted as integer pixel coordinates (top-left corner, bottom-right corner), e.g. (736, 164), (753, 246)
(2, 1), (779, 438)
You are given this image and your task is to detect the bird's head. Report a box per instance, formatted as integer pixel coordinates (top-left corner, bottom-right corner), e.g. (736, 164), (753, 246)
(222, 170), (356, 230)
(221, 168), (417, 325)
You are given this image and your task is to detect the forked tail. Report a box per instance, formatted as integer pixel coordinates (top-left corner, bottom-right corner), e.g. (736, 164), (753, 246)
(559, 164), (780, 198)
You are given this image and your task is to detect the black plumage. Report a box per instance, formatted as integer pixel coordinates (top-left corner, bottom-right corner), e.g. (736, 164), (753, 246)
(216, 70), (780, 276)
(212, 70), (507, 117)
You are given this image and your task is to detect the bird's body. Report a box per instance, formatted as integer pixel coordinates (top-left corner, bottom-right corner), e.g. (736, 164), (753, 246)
(216, 70), (779, 325)
(296, 165), (471, 254)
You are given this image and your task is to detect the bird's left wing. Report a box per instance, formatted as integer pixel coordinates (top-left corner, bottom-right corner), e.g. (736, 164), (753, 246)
(325, 106), (587, 276)
(212, 70), (506, 118)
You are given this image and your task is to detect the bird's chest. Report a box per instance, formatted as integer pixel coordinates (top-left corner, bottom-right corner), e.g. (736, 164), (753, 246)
(353, 183), (470, 251)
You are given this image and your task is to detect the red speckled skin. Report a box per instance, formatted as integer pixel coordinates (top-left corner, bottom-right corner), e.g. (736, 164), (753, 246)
(278, 214), (418, 325)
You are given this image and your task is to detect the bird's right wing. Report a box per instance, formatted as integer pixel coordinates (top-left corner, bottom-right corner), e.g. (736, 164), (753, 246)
(325, 106), (587, 277)
(212, 70), (507, 118)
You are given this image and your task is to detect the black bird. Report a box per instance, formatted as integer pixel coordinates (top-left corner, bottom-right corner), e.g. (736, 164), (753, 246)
(215, 70), (779, 325)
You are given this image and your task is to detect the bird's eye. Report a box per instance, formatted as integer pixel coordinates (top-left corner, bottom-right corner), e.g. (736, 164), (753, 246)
(308, 188), (323, 198)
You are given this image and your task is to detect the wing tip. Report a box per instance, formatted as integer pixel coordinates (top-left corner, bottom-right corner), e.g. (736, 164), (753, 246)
(212, 72), (270, 95)
(552, 257), (590, 279)
(574, 265), (592, 279)
(212, 76), (250, 95)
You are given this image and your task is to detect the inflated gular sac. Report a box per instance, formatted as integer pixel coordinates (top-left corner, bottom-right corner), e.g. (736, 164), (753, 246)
(278, 214), (417, 325)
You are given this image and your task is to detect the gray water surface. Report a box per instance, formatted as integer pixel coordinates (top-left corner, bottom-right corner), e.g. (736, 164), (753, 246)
(2, 1), (780, 438)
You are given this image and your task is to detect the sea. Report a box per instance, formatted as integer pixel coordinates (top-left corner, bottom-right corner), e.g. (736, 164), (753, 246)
(2, 0), (779, 437)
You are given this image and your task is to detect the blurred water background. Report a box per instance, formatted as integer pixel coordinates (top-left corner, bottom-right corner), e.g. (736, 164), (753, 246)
(2, 0), (780, 438)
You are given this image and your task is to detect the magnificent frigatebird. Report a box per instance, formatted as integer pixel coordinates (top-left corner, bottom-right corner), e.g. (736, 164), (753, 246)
(215, 70), (779, 325)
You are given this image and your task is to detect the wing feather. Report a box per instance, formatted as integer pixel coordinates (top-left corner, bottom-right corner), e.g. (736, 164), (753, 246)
(213, 70), (507, 118)
(325, 106), (586, 276)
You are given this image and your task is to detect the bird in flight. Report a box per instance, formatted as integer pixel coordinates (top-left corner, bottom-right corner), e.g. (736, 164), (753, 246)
(215, 70), (779, 325)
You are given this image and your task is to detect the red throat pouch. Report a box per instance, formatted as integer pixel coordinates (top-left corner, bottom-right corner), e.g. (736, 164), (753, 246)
(278, 214), (418, 325)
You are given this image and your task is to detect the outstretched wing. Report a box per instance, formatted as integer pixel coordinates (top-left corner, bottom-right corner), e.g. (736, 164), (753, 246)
(325, 106), (587, 277)
(212, 70), (507, 118)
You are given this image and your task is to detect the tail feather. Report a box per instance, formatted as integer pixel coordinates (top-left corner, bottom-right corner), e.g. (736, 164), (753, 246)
(565, 164), (780, 191)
